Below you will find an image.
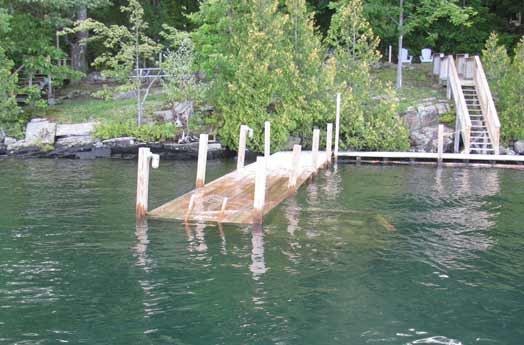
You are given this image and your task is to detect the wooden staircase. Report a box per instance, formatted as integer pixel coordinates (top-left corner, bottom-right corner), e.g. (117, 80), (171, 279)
(462, 85), (495, 154)
(436, 54), (500, 155)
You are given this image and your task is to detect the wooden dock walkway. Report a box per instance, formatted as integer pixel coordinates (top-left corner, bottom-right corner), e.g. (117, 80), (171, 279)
(148, 151), (329, 224)
(136, 123), (333, 224)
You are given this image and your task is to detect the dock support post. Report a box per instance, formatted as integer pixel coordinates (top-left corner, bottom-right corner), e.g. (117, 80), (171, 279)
(218, 197), (228, 223)
(334, 93), (341, 160)
(185, 194), (196, 223)
(264, 121), (270, 159)
(326, 123), (333, 165)
(237, 125), (252, 170)
(437, 124), (444, 166)
(253, 156), (266, 224)
(136, 147), (160, 218)
(196, 134), (208, 188)
(288, 144), (301, 193)
(312, 128), (320, 173)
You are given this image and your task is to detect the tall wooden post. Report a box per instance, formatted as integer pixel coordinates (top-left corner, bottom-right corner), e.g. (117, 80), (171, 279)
(326, 123), (333, 165)
(253, 156), (266, 224)
(136, 147), (160, 218)
(437, 124), (444, 166)
(288, 144), (301, 192)
(334, 93), (341, 159)
(237, 125), (248, 170)
(264, 121), (270, 159)
(446, 56), (452, 100)
(196, 134), (208, 188)
(312, 128), (320, 173)
(388, 45), (392, 63)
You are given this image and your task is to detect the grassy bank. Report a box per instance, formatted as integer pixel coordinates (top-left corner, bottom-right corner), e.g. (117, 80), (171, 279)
(372, 64), (446, 112)
(45, 91), (169, 124)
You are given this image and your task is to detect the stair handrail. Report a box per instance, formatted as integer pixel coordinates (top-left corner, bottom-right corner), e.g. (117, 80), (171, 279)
(471, 56), (500, 154)
(447, 55), (472, 153)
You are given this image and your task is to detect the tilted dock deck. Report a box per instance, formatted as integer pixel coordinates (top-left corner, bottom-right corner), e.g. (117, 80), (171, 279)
(148, 151), (329, 224)
(136, 124), (333, 224)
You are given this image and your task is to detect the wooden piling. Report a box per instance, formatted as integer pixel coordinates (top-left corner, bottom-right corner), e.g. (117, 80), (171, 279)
(264, 121), (270, 159)
(437, 124), (444, 166)
(136, 147), (160, 218)
(253, 156), (266, 224)
(218, 197), (228, 222)
(237, 125), (248, 170)
(288, 144), (302, 192)
(334, 93), (341, 159)
(312, 129), (320, 172)
(326, 123), (333, 165)
(196, 134), (209, 188)
(185, 194), (196, 223)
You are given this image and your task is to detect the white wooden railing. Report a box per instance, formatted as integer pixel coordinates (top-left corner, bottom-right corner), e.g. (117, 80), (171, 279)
(469, 56), (500, 154)
(447, 55), (472, 153)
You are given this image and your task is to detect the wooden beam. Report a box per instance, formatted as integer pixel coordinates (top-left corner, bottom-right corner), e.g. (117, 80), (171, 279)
(136, 147), (159, 218)
(264, 121), (270, 159)
(196, 134), (209, 188)
(185, 194), (196, 223)
(334, 93), (341, 159)
(437, 124), (444, 166)
(218, 197), (228, 223)
(253, 156), (266, 224)
(326, 123), (333, 165)
(237, 125), (248, 170)
(312, 128), (320, 173)
(288, 144), (301, 192)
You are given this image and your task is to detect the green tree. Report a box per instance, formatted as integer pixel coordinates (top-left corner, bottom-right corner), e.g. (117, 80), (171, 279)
(328, 0), (409, 151)
(68, 0), (161, 124)
(0, 10), (21, 136)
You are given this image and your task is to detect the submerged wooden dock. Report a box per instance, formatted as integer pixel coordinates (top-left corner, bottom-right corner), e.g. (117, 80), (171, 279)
(136, 123), (333, 224)
(149, 150), (329, 224)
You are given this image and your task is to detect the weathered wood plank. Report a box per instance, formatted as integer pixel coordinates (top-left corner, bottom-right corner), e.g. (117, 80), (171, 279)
(148, 151), (328, 224)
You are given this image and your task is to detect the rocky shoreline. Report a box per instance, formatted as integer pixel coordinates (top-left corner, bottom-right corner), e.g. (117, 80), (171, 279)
(0, 119), (232, 160)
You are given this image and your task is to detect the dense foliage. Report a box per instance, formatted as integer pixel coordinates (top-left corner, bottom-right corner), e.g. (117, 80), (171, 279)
(483, 33), (524, 144)
(328, 0), (409, 150)
(1, 0), (521, 149)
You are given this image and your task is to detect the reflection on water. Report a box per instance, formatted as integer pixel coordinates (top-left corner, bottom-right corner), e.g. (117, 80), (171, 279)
(249, 224), (267, 279)
(1, 160), (523, 345)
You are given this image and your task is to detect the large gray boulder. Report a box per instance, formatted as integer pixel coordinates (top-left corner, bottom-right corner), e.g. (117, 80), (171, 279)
(56, 122), (96, 137)
(514, 140), (524, 154)
(25, 118), (56, 144)
(410, 125), (454, 153)
(402, 99), (450, 132)
(153, 110), (174, 123)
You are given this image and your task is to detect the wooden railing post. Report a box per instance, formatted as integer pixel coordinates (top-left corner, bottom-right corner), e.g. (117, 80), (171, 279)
(237, 125), (252, 170)
(334, 93), (341, 159)
(264, 121), (270, 159)
(326, 123), (333, 165)
(196, 134), (208, 188)
(136, 147), (160, 218)
(288, 144), (301, 192)
(437, 124), (444, 166)
(253, 156), (266, 224)
(312, 128), (320, 173)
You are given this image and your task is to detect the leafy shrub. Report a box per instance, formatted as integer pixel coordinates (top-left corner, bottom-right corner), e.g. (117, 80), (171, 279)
(94, 121), (182, 142)
(482, 34), (524, 143)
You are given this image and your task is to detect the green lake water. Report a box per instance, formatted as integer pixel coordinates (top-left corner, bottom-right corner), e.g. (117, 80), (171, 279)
(0, 159), (523, 344)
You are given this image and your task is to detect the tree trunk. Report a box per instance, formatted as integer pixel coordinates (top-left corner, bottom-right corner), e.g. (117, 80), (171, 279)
(71, 6), (88, 76)
(396, 0), (404, 89)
